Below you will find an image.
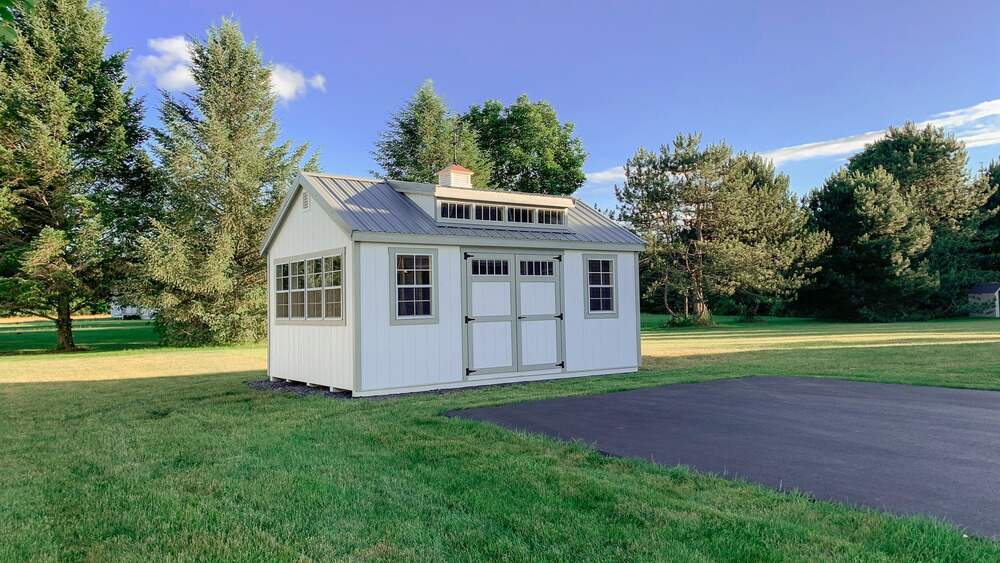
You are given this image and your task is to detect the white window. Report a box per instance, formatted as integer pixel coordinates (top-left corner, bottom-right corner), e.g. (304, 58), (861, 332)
(507, 206), (535, 224)
(519, 260), (554, 277)
(474, 203), (504, 222)
(537, 209), (564, 225)
(274, 251), (343, 322)
(440, 201), (471, 220)
(586, 257), (615, 315)
(394, 252), (434, 319)
(472, 258), (509, 276)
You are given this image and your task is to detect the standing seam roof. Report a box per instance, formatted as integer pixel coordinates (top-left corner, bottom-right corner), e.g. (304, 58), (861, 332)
(304, 173), (644, 246)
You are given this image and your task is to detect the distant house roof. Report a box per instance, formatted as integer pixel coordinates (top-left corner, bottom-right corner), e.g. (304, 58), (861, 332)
(969, 282), (1000, 295)
(260, 172), (645, 254)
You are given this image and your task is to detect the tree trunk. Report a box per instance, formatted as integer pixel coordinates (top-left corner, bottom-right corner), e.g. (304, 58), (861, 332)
(55, 297), (76, 351)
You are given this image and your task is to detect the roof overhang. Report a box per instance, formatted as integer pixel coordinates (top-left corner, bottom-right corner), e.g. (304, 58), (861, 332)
(351, 230), (644, 252)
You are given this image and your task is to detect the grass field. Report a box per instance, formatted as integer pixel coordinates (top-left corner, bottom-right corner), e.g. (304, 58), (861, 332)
(2, 316), (999, 561)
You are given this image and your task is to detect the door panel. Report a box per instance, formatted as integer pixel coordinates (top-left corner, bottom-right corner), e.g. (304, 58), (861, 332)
(519, 319), (558, 367)
(464, 253), (515, 376)
(470, 321), (513, 370)
(514, 254), (563, 371)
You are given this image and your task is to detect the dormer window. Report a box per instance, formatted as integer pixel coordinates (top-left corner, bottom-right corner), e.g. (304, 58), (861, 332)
(507, 207), (535, 224)
(440, 201), (471, 220)
(436, 198), (569, 230)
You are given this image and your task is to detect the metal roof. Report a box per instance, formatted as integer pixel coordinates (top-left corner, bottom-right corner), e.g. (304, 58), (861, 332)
(292, 172), (644, 249)
(969, 282), (1000, 295)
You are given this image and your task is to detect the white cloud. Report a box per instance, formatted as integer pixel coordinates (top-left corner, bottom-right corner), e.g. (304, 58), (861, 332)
(763, 98), (1000, 166)
(136, 36), (327, 102)
(136, 36), (195, 90)
(585, 165), (626, 185)
(269, 64), (327, 102)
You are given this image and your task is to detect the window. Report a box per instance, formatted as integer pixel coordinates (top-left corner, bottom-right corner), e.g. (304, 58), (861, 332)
(507, 206), (535, 224)
(519, 260), (554, 277)
(394, 251), (434, 320)
(472, 259), (509, 276)
(586, 257), (615, 315)
(474, 203), (504, 222)
(440, 201), (471, 220)
(537, 209), (564, 225)
(274, 250), (344, 322)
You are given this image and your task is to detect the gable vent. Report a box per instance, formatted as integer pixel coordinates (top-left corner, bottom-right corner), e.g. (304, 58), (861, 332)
(302, 191), (311, 210)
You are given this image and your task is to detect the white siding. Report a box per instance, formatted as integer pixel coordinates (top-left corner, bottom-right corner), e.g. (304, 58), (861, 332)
(357, 243), (464, 392)
(404, 192), (436, 217)
(563, 251), (639, 371)
(267, 188), (354, 390)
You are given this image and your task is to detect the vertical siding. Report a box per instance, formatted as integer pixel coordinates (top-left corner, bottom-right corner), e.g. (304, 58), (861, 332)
(358, 243), (464, 391)
(268, 189), (354, 390)
(563, 251), (639, 371)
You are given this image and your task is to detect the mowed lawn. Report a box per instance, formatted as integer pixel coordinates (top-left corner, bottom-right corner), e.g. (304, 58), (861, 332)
(2, 317), (1000, 561)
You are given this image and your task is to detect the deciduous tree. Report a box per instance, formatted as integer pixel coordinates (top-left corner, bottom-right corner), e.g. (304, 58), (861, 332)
(463, 95), (586, 194)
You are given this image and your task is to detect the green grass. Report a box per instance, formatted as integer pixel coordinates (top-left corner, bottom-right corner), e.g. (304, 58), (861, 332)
(0, 318), (159, 355)
(2, 316), (999, 561)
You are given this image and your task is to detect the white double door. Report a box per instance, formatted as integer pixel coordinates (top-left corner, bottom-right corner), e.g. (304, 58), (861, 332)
(464, 252), (563, 376)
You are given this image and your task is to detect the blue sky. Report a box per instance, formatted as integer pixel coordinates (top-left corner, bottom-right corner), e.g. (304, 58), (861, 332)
(102, 0), (1000, 209)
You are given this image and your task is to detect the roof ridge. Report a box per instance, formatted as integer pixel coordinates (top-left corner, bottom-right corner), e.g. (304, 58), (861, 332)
(302, 171), (382, 183)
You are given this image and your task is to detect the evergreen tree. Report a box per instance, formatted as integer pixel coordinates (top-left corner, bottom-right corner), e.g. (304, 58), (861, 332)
(804, 169), (936, 321)
(845, 123), (993, 314)
(463, 95), (586, 194)
(973, 160), (1000, 274)
(0, 0), (148, 350)
(141, 20), (315, 345)
(373, 80), (492, 187)
(708, 155), (829, 321)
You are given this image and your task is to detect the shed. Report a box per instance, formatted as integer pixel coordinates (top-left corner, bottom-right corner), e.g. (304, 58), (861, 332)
(968, 282), (1000, 318)
(260, 166), (645, 396)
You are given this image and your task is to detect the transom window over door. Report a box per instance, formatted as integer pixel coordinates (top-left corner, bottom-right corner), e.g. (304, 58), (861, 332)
(273, 250), (344, 323)
(585, 256), (616, 317)
(392, 248), (437, 324)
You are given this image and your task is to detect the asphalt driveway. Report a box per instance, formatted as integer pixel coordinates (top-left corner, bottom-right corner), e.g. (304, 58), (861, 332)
(450, 376), (1000, 538)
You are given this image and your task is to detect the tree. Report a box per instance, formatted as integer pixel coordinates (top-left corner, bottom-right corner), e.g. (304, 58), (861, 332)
(0, 0), (32, 44)
(373, 80), (492, 187)
(971, 160), (1000, 275)
(804, 168), (936, 321)
(140, 20), (315, 345)
(0, 0), (148, 350)
(463, 95), (586, 194)
(707, 155), (829, 321)
(616, 135), (823, 322)
(845, 123), (993, 314)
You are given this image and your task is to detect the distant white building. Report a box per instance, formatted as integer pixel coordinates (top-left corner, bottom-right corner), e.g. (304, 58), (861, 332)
(968, 283), (1000, 318)
(109, 303), (156, 320)
(260, 165), (644, 397)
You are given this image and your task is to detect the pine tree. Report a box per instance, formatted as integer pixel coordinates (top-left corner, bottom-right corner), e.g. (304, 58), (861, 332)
(463, 95), (586, 194)
(805, 169), (936, 321)
(373, 80), (492, 187)
(140, 20), (315, 345)
(708, 154), (829, 321)
(0, 0), (149, 350)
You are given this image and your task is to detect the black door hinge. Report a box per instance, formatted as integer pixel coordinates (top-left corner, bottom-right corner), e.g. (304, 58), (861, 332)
(464, 252), (473, 259)
(556, 361), (565, 368)
(554, 255), (563, 261)
(466, 368), (476, 375)
(465, 316), (475, 323)
(555, 313), (564, 320)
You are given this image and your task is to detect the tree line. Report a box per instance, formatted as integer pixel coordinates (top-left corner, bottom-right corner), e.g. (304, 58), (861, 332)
(0, 0), (590, 350)
(2, 1), (996, 352)
(617, 127), (1000, 323)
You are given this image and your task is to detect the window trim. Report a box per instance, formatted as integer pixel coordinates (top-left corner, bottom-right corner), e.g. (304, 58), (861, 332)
(389, 247), (439, 326)
(273, 248), (346, 326)
(583, 254), (618, 319)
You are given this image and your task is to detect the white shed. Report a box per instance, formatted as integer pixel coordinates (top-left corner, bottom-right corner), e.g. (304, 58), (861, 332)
(260, 165), (645, 396)
(968, 283), (1000, 318)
